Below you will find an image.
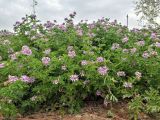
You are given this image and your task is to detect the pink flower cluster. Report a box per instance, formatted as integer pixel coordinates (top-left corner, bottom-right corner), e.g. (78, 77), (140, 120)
(123, 82), (132, 88)
(97, 57), (104, 62)
(8, 75), (19, 83)
(9, 52), (19, 60)
(155, 42), (160, 48)
(130, 48), (137, 54)
(151, 33), (157, 39)
(111, 43), (120, 50)
(117, 71), (126, 77)
(67, 46), (73, 51)
(135, 40), (145, 46)
(70, 74), (79, 82)
(81, 60), (88, 66)
(122, 37), (128, 43)
(98, 66), (109, 76)
(150, 51), (158, 56)
(67, 46), (76, 58)
(77, 29), (83, 36)
(96, 90), (102, 96)
(122, 49), (129, 53)
(42, 57), (51, 65)
(135, 71), (142, 80)
(8, 75), (35, 84)
(68, 50), (76, 58)
(52, 79), (59, 84)
(30, 96), (37, 101)
(142, 51), (150, 58)
(20, 75), (35, 83)
(58, 24), (66, 31)
(61, 65), (67, 70)
(43, 48), (51, 55)
(21, 45), (32, 56)
(0, 63), (5, 68)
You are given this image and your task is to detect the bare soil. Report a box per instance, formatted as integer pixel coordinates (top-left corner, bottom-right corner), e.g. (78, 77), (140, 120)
(0, 101), (155, 120)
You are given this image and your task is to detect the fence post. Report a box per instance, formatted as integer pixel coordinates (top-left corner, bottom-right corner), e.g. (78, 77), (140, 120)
(127, 14), (129, 28)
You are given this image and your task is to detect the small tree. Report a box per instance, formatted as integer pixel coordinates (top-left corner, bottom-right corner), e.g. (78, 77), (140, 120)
(135, 0), (160, 28)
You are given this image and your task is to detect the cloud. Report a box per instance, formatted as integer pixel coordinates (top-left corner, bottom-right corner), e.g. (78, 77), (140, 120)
(0, 0), (140, 31)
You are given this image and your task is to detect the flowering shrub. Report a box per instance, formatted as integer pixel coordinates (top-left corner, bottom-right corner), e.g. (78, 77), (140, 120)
(0, 13), (160, 119)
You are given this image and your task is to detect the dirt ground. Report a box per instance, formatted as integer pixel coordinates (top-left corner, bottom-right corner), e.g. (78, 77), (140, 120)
(0, 101), (155, 120)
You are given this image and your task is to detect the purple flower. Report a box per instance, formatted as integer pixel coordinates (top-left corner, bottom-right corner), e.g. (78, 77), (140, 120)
(151, 32), (157, 39)
(30, 96), (37, 101)
(150, 51), (158, 56)
(130, 48), (137, 54)
(0, 63), (5, 68)
(122, 37), (129, 43)
(9, 52), (19, 60)
(135, 40), (145, 46)
(30, 14), (36, 19)
(67, 46), (74, 51)
(97, 57), (104, 63)
(123, 82), (132, 88)
(142, 51), (150, 58)
(96, 90), (101, 96)
(8, 48), (14, 54)
(68, 50), (76, 58)
(117, 71), (126, 77)
(21, 45), (32, 56)
(135, 71), (142, 80)
(70, 74), (79, 82)
(44, 21), (54, 29)
(52, 79), (59, 85)
(43, 49), (51, 55)
(98, 66), (109, 76)
(42, 57), (51, 66)
(111, 43), (120, 50)
(81, 60), (88, 66)
(20, 75), (35, 83)
(122, 49), (129, 53)
(58, 24), (66, 31)
(88, 32), (95, 38)
(88, 24), (95, 29)
(155, 42), (160, 48)
(8, 75), (19, 83)
(14, 21), (21, 27)
(61, 65), (67, 70)
(76, 29), (83, 36)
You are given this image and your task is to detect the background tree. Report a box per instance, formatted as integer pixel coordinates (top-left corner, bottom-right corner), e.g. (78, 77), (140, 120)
(135, 0), (160, 28)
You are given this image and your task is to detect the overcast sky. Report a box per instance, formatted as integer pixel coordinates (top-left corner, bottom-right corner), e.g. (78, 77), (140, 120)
(0, 0), (140, 31)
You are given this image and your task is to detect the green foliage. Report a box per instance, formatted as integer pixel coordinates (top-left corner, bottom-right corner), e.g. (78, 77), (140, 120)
(129, 95), (143, 120)
(144, 88), (160, 113)
(0, 13), (160, 119)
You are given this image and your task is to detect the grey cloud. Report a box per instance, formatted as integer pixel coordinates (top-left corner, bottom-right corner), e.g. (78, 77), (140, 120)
(0, 0), (139, 31)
